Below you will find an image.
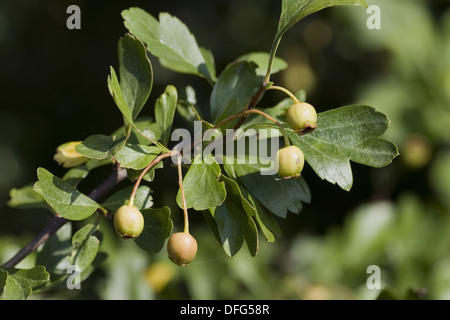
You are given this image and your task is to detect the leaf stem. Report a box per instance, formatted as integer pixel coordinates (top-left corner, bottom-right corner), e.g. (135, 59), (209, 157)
(129, 152), (173, 207)
(125, 123), (133, 141)
(133, 125), (171, 154)
(264, 36), (282, 84)
(177, 153), (190, 234)
(266, 85), (300, 103)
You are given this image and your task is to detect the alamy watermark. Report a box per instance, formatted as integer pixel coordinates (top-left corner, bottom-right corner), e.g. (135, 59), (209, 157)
(170, 121), (281, 175)
(366, 265), (381, 290)
(66, 265), (81, 290)
(367, 5), (381, 30)
(66, 5), (81, 30)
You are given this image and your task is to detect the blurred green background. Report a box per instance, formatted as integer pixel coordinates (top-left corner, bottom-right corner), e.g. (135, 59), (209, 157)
(1, 0), (450, 300)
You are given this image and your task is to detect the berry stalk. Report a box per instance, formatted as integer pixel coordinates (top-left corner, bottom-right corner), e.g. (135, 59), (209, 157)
(177, 153), (190, 234)
(129, 152), (173, 207)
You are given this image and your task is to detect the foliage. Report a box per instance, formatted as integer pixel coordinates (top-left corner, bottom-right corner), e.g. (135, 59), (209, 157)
(0, 0), (403, 300)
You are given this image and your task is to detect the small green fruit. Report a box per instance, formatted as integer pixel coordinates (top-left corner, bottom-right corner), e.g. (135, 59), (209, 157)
(276, 145), (305, 178)
(114, 205), (144, 239)
(286, 102), (318, 130)
(167, 232), (198, 266)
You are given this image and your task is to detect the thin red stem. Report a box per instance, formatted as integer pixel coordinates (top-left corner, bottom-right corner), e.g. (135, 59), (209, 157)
(177, 154), (190, 234)
(129, 152), (173, 207)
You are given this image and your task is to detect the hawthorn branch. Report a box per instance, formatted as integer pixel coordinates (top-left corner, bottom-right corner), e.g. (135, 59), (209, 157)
(0, 163), (128, 269)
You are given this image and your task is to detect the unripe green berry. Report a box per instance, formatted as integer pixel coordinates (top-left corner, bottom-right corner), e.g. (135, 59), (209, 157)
(167, 232), (198, 267)
(276, 145), (305, 178)
(286, 102), (318, 130)
(114, 205), (144, 239)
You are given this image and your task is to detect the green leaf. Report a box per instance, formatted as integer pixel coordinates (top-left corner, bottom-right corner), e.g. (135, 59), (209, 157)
(179, 85), (197, 105)
(33, 168), (102, 221)
(118, 34), (153, 120)
(266, 0), (367, 77)
(115, 144), (162, 170)
(134, 207), (173, 253)
(111, 116), (161, 145)
(249, 194), (282, 243)
(237, 52), (288, 77)
(76, 134), (126, 160)
(287, 105), (399, 191)
(122, 8), (215, 83)
(63, 165), (90, 187)
(276, 0), (368, 41)
(0, 269), (24, 300)
(155, 85), (178, 146)
(208, 175), (258, 257)
(177, 86), (203, 129)
(200, 47), (217, 83)
(8, 159), (111, 211)
(224, 161), (311, 218)
(69, 224), (100, 272)
(8, 184), (47, 210)
(126, 161), (163, 183)
(176, 155), (227, 211)
(62, 159), (111, 188)
(103, 186), (153, 212)
(0, 266), (50, 300)
(208, 205), (258, 258)
(210, 61), (262, 128)
(36, 223), (73, 276)
(139, 128), (159, 145)
(7, 266), (50, 290)
(0, 269), (7, 297)
(108, 66), (134, 124)
(79, 252), (108, 284)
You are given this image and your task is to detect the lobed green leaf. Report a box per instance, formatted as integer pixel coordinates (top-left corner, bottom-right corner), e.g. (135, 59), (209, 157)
(276, 0), (368, 41)
(0, 266), (50, 300)
(287, 105), (399, 191)
(122, 8), (216, 84)
(224, 161), (311, 218)
(176, 155), (227, 211)
(207, 175), (258, 257)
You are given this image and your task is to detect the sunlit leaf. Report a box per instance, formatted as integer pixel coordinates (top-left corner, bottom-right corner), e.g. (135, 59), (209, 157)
(118, 34), (153, 120)
(122, 8), (215, 83)
(176, 155), (226, 211)
(33, 168), (102, 221)
(287, 105), (399, 191)
(155, 85), (178, 146)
